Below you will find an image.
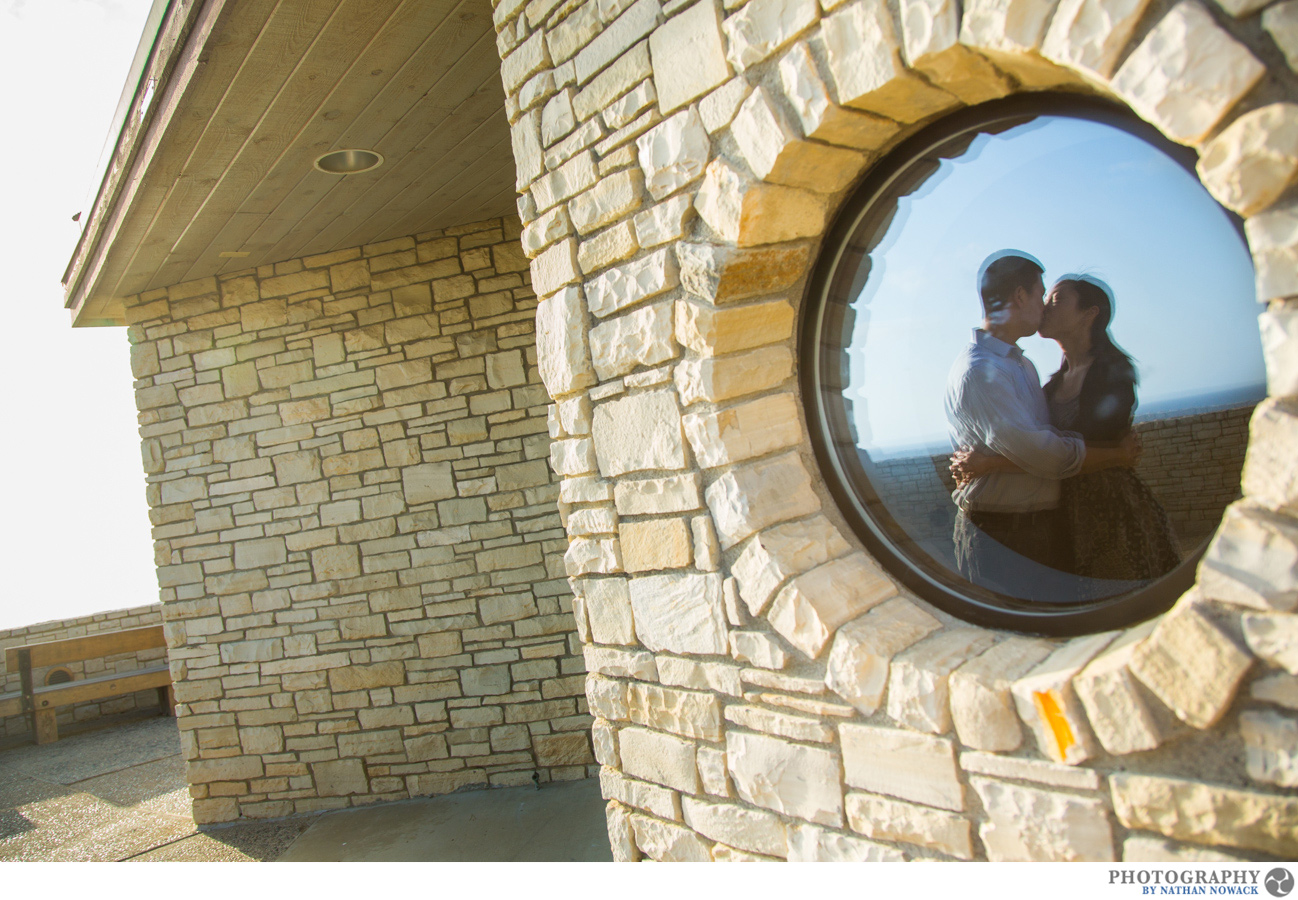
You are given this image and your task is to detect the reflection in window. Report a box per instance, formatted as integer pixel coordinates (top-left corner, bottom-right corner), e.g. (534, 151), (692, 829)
(806, 99), (1265, 634)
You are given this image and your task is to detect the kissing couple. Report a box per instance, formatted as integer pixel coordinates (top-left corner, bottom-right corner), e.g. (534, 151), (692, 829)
(945, 250), (1180, 602)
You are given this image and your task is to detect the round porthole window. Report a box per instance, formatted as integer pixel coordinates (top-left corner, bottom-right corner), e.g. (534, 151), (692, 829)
(802, 94), (1266, 636)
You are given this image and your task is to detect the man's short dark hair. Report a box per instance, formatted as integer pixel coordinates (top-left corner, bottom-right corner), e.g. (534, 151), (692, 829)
(979, 252), (1044, 317)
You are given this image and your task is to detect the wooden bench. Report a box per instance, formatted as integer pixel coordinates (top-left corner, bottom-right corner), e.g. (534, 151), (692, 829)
(0, 625), (174, 744)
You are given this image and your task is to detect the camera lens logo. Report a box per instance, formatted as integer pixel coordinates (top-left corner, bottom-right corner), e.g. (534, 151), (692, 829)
(1266, 868), (1294, 898)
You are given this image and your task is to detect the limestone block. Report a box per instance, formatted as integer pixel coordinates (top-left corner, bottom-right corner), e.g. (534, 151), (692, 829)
(844, 792), (971, 858)
(732, 515), (851, 615)
(636, 107), (711, 200)
(533, 151), (600, 211)
(1109, 1), (1265, 145)
(312, 759), (368, 797)
(658, 656), (744, 695)
(589, 302), (677, 381)
(972, 778), (1115, 861)
(532, 238), (581, 298)
(558, 395), (594, 435)
(722, 0), (819, 70)
(840, 723), (963, 811)
(824, 597), (942, 714)
(621, 517), (693, 571)
(1129, 596), (1253, 729)
(725, 704), (834, 742)
(614, 472), (704, 515)
(1199, 504), (1298, 611)
(521, 205), (572, 257)
(692, 514), (721, 571)
(576, 0), (662, 85)
(503, 29), (550, 94)
(726, 729), (844, 826)
(676, 298), (796, 358)
(1122, 836), (1252, 862)
(1212, 0), (1269, 16)
(628, 681), (724, 740)
(730, 87), (867, 192)
(569, 171), (643, 239)
(1110, 773), (1298, 858)
(1248, 202), (1298, 302)
(550, 437), (598, 476)
(677, 241), (810, 305)
(572, 42), (652, 122)
(1041, 0), (1155, 81)
(694, 159), (828, 245)
(629, 812), (714, 861)
(620, 725), (700, 792)
(697, 746), (730, 796)
(586, 248), (680, 318)
(1256, 314), (1298, 397)
(1241, 709), (1298, 787)
(512, 109), (544, 190)
(604, 79), (657, 130)
(1011, 631), (1116, 765)
(588, 673), (634, 720)
(778, 42), (902, 151)
(650, 0), (731, 111)
(675, 346), (795, 407)
(606, 801), (641, 862)
(769, 552), (898, 658)
(683, 393), (802, 468)
(541, 88), (576, 147)
(958, 0), (1058, 79)
(628, 571), (728, 653)
(1264, 1), (1298, 73)
(1197, 104), (1298, 218)
(682, 796), (789, 857)
(584, 576), (638, 644)
(787, 823), (906, 861)
(634, 194), (696, 247)
(705, 451), (821, 550)
(563, 475), (614, 505)
(592, 388), (687, 477)
(730, 630), (790, 668)
(1243, 612), (1298, 674)
(959, 750), (1101, 791)
(887, 627), (998, 733)
(1253, 671), (1298, 708)
(899, 0), (1012, 102)
(312, 545), (360, 580)
(579, 219), (637, 277)
(1072, 619), (1164, 755)
(602, 768), (681, 820)
(1244, 398), (1298, 509)
(949, 636), (1053, 752)
(565, 536), (623, 575)
(821, 0), (958, 123)
(699, 76), (750, 133)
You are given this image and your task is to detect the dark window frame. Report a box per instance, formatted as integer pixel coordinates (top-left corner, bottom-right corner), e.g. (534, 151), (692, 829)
(799, 93), (1243, 637)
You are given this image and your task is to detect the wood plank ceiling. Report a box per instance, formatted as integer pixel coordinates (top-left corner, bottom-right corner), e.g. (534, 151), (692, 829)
(67, 0), (517, 326)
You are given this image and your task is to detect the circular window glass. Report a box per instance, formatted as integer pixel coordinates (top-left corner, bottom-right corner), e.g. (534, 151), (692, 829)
(802, 95), (1266, 636)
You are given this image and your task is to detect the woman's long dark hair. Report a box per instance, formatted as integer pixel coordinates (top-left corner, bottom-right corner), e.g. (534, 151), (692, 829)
(1053, 276), (1135, 374)
(1045, 276), (1138, 441)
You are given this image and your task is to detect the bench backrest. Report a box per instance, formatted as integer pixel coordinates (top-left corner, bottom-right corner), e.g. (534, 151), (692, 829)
(4, 625), (167, 673)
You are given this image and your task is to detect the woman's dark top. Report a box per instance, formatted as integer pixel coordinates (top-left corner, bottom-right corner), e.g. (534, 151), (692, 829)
(1043, 348), (1180, 588)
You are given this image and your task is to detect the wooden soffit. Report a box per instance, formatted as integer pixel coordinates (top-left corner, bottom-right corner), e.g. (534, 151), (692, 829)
(63, 0), (516, 327)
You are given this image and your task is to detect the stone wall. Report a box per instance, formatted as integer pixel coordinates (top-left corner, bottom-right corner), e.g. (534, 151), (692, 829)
(873, 405), (1255, 552)
(0, 605), (165, 740)
(496, 0), (1298, 862)
(125, 216), (593, 824)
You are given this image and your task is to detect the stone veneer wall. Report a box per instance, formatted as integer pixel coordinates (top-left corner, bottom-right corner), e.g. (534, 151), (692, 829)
(0, 605), (165, 740)
(125, 216), (592, 825)
(496, 0), (1298, 862)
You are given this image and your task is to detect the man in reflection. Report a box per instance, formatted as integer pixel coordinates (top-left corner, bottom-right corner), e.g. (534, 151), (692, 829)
(944, 250), (1138, 597)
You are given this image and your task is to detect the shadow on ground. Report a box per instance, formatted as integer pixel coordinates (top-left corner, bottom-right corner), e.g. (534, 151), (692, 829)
(0, 714), (609, 861)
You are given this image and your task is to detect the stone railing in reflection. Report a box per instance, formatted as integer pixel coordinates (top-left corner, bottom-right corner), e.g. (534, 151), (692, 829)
(870, 405), (1255, 559)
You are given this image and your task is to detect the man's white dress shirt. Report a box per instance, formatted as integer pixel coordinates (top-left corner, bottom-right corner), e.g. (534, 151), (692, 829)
(945, 329), (1085, 513)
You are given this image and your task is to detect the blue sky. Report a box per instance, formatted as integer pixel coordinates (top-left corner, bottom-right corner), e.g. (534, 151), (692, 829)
(847, 116), (1265, 455)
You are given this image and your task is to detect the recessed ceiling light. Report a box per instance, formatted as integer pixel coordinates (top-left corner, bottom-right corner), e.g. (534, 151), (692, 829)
(314, 149), (384, 174)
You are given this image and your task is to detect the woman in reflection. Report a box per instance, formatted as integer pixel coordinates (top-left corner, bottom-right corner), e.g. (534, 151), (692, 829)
(954, 276), (1180, 585)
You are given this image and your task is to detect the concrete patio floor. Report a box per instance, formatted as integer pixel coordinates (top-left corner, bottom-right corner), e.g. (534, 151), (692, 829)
(0, 714), (611, 862)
